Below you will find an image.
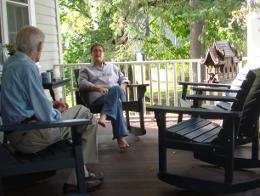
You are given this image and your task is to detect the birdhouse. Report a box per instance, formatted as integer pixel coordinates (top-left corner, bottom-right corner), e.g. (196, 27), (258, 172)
(201, 40), (241, 83)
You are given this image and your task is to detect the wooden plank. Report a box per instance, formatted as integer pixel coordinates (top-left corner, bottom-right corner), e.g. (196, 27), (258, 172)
(167, 118), (204, 133)
(173, 120), (211, 135)
(184, 123), (219, 140)
(193, 127), (222, 143)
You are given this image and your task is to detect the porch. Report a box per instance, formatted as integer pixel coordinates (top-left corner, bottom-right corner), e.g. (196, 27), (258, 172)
(5, 120), (260, 196)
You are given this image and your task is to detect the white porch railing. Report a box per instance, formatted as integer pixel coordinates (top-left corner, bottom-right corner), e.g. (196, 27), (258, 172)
(53, 58), (247, 117)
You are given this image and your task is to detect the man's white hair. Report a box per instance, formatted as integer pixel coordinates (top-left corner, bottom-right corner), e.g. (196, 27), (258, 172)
(16, 26), (45, 53)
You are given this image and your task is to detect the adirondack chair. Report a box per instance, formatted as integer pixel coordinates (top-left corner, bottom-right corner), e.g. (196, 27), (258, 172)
(147, 70), (260, 193)
(74, 68), (148, 136)
(0, 119), (91, 196)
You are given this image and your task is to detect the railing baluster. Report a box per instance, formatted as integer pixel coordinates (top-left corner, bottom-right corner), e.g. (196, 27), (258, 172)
(173, 63), (177, 106)
(132, 64), (137, 101)
(149, 64), (153, 106)
(189, 62), (193, 82)
(69, 66), (74, 106)
(141, 63), (144, 84)
(157, 63), (161, 105)
(166, 63), (169, 106)
(181, 62), (185, 82)
(197, 61), (201, 82)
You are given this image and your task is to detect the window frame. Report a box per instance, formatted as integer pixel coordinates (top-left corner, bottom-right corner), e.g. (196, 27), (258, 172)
(0, 0), (36, 45)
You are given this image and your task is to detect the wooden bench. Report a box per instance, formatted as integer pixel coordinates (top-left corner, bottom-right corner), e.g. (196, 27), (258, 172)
(0, 119), (91, 196)
(74, 68), (148, 136)
(147, 70), (260, 193)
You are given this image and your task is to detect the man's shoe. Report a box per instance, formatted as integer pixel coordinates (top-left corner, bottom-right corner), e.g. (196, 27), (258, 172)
(63, 179), (101, 194)
(86, 171), (104, 181)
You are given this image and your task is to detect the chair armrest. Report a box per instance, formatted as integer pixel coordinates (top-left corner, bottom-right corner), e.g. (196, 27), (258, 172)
(178, 82), (231, 100)
(179, 81), (231, 88)
(147, 105), (241, 119)
(127, 84), (149, 100)
(127, 84), (149, 88)
(186, 94), (237, 102)
(0, 119), (91, 133)
(191, 86), (240, 93)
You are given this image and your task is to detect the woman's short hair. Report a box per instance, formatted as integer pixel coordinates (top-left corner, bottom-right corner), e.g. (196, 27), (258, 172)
(16, 26), (45, 53)
(91, 43), (105, 53)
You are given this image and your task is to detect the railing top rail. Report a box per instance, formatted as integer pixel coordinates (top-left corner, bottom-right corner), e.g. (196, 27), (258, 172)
(54, 57), (247, 68)
(53, 59), (203, 67)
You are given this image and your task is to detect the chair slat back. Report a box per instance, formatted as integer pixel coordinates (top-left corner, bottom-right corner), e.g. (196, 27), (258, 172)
(230, 70), (256, 111)
(216, 69), (254, 110)
(218, 70), (256, 142)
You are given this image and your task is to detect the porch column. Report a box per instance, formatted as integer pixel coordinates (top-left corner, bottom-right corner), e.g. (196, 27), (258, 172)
(247, 0), (260, 69)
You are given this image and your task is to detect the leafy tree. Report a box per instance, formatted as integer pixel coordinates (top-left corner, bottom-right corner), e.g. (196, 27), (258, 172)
(59, 0), (248, 63)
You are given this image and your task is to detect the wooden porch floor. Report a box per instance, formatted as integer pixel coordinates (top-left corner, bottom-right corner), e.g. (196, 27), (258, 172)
(5, 119), (260, 196)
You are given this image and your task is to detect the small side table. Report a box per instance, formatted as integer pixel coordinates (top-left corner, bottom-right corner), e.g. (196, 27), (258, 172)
(43, 79), (71, 101)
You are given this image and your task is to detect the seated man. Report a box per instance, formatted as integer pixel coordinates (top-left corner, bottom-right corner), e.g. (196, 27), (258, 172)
(78, 43), (130, 149)
(0, 26), (103, 193)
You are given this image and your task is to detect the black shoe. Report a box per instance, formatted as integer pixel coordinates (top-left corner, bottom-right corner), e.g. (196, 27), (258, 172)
(86, 171), (104, 181)
(63, 179), (102, 194)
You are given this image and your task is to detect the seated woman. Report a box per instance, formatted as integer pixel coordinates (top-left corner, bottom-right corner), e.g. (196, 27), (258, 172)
(78, 43), (130, 149)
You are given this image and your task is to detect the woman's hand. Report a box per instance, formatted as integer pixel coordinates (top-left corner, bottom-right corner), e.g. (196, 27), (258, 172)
(120, 83), (128, 94)
(91, 85), (109, 95)
(97, 86), (109, 95)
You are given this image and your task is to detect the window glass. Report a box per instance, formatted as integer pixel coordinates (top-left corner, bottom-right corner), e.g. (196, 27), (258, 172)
(7, 3), (29, 44)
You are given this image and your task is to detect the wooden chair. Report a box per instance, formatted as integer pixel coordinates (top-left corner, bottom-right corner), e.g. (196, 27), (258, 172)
(147, 70), (260, 193)
(74, 68), (148, 136)
(0, 119), (91, 196)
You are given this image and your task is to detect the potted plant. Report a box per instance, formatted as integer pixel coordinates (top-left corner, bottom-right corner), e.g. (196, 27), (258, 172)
(4, 44), (16, 56)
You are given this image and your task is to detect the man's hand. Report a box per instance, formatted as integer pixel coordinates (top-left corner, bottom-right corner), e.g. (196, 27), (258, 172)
(53, 98), (69, 113)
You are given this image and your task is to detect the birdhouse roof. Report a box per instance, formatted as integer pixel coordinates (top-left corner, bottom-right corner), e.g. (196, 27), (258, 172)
(201, 40), (241, 66)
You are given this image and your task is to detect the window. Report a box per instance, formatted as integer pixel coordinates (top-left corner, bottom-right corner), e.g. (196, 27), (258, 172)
(6, 0), (30, 43)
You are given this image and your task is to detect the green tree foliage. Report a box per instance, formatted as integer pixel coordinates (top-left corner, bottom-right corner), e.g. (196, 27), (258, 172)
(59, 0), (247, 63)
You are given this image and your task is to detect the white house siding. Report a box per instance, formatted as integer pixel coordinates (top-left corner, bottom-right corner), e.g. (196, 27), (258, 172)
(34, 0), (62, 72)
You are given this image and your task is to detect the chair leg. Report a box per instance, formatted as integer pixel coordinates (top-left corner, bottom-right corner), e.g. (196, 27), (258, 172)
(71, 126), (87, 195)
(155, 112), (167, 172)
(177, 114), (183, 122)
(125, 110), (131, 130)
(138, 100), (146, 135)
(252, 121), (259, 161)
(0, 178), (4, 196)
(225, 118), (235, 185)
